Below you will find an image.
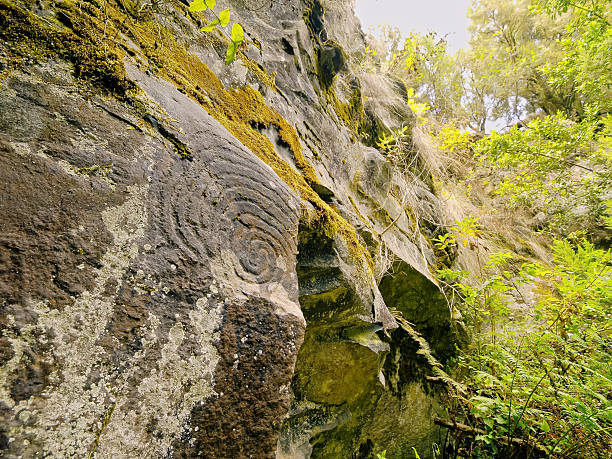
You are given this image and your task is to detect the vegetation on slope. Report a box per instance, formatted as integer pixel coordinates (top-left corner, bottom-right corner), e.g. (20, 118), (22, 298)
(363, 0), (611, 456)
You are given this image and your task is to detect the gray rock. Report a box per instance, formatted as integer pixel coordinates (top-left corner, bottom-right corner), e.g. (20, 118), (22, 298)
(0, 0), (457, 457)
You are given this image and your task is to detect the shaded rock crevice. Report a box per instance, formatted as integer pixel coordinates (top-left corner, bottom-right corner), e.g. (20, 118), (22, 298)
(278, 223), (450, 458)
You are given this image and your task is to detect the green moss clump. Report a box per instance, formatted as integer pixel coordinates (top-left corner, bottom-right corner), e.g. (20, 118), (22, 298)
(325, 80), (368, 138)
(238, 54), (278, 90)
(0, 0), (134, 96)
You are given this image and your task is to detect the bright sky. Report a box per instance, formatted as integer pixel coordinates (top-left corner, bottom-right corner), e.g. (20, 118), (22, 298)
(354, 0), (471, 52)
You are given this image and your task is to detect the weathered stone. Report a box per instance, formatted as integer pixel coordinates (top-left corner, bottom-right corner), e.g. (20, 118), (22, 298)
(0, 0), (459, 457)
(0, 61), (303, 457)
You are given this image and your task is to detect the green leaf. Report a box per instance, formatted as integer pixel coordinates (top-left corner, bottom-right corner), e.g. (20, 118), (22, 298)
(219, 9), (230, 27)
(231, 23), (244, 42)
(188, 0), (207, 11)
(201, 19), (219, 32)
(540, 419), (551, 432)
(225, 41), (238, 64)
(204, 0), (216, 7)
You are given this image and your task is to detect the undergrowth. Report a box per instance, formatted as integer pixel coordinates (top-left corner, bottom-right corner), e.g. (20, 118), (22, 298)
(436, 229), (611, 457)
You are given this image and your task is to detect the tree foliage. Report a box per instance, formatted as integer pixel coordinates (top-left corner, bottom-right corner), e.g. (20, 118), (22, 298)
(424, 0), (612, 238)
(364, 1), (612, 457)
(473, 111), (611, 233)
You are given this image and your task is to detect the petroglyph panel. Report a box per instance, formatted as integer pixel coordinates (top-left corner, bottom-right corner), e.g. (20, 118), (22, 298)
(0, 62), (303, 458)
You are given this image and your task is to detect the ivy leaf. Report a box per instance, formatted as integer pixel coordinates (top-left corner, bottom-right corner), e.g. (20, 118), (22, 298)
(225, 41), (238, 64)
(204, 0), (216, 7)
(219, 9), (230, 27)
(231, 23), (244, 43)
(201, 19), (219, 32)
(188, 0), (207, 12)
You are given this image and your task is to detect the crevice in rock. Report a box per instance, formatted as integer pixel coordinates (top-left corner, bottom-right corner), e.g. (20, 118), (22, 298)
(316, 42), (347, 88)
(282, 37), (295, 56)
(277, 222), (388, 458)
(143, 114), (193, 161)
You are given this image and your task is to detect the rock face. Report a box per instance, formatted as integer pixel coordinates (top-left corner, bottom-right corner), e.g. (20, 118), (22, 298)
(0, 0), (458, 457)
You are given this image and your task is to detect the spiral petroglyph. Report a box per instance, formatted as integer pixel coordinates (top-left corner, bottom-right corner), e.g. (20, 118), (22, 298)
(213, 153), (299, 285)
(156, 137), (299, 285)
(156, 163), (222, 265)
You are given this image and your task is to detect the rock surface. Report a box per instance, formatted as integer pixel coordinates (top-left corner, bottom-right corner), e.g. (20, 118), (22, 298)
(0, 0), (458, 457)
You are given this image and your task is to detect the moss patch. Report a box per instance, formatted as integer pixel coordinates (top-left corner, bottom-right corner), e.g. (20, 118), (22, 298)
(0, 0), (134, 96)
(238, 54), (278, 90)
(324, 78), (367, 138)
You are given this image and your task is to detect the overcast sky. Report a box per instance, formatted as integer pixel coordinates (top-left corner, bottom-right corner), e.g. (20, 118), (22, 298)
(354, 0), (471, 52)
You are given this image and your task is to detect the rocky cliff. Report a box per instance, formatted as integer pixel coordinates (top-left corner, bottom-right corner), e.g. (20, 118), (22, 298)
(0, 0), (460, 457)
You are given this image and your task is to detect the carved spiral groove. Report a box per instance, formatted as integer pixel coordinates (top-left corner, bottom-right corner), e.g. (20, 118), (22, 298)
(215, 154), (298, 284)
(159, 141), (299, 286)
(160, 172), (217, 264)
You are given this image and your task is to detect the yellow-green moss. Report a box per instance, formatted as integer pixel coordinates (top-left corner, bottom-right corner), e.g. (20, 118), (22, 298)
(238, 54), (278, 90)
(89, 403), (115, 458)
(124, 2), (374, 273)
(323, 82), (366, 136)
(0, 0), (134, 96)
(195, 15), (278, 90)
(74, 163), (113, 177)
(374, 207), (394, 225)
(348, 195), (372, 230)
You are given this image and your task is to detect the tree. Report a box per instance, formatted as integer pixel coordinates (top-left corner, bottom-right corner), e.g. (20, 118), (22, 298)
(468, 0), (574, 123)
(533, 0), (612, 115)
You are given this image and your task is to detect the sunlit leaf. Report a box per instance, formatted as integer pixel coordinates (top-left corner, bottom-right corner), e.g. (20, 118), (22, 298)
(219, 9), (230, 27)
(225, 41), (238, 64)
(201, 19), (219, 32)
(188, 0), (207, 12)
(231, 23), (244, 42)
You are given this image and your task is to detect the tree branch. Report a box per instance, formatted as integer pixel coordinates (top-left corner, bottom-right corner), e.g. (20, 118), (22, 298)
(433, 417), (548, 456)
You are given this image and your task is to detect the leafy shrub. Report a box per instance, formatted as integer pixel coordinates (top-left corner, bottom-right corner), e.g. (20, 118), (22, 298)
(188, 0), (244, 64)
(439, 238), (612, 457)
